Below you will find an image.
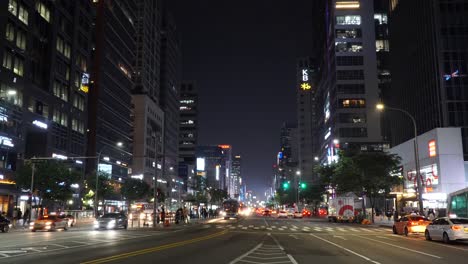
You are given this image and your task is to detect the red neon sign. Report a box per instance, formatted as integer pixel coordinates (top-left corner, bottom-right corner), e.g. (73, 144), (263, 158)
(218, 144), (231, 149)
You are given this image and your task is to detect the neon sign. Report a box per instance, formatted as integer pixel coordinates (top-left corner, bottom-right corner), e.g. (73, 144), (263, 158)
(428, 140), (436, 157)
(302, 69), (309, 81)
(301, 83), (311, 90)
(80, 73), (89, 93)
(218, 144), (231, 149)
(444, 70), (467, 81)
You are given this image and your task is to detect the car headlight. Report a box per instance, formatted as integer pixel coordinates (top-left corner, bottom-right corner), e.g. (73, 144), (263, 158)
(45, 222), (52, 226)
(108, 220), (116, 225)
(30, 222), (34, 226)
(94, 220), (99, 225)
(220, 211), (226, 217)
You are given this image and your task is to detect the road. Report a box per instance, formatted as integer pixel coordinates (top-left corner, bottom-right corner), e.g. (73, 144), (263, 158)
(1, 216), (468, 264)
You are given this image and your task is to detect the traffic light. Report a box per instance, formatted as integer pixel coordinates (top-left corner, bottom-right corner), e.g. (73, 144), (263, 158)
(300, 182), (306, 189)
(282, 182), (290, 190)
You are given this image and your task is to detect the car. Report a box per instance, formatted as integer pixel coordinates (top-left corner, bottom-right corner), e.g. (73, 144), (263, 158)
(425, 217), (468, 243)
(262, 210), (271, 217)
(30, 214), (69, 232)
(293, 211), (303, 218)
(302, 209), (311, 217)
(287, 210), (294, 218)
(94, 213), (128, 230)
(59, 214), (75, 227)
(392, 215), (431, 236)
(0, 215), (11, 233)
(277, 210), (288, 218)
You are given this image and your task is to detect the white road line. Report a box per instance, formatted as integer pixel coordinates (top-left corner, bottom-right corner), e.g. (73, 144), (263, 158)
(238, 225), (243, 227)
(291, 225), (298, 229)
(264, 218), (270, 227)
(242, 227), (248, 230)
(333, 235), (347, 240)
(266, 228), (273, 230)
(245, 256), (289, 260)
(354, 235), (442, 259)
(360, 228), (373, 232)
(310, 234), (381, 264)
(48, 244), (69, 248)
(287, 254), (299, 264)
(282, 226), (287, 228)
(289, 235), (299, 240)
(261, 225), (265, 228)
(278, 228), (284, 231)
(314, 227), (323, 231)
(337, 227), (346, 232)
(250, 252), (285, 255)
(254, 227), (259, 230)
(271, 226), (277, 228)
(249, 225), (254, 228)
(228, 243), (263, 264)
(0, 253), (9, 257)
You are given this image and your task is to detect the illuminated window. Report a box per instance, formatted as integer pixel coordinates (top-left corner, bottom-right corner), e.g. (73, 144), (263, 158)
(5, 23), (15, 42)
(374, 14), (388, 25)
(336, 1), (360, 9)
(53, 81), (68, 102)
(340, 99), (366, 108)
(8, 0), (17, 16)
(335, 42), (363, 53)
(36, 1), (50, 22)
(73, 94), (85, 111)
(0, 83), (22, 106)
(375, 40), (389, 52)
(336, 15), (361, 25)
(2, 51), (13, 70)
(72, 119), (84, 133)
(180, 106), (191, 111)
(335, 28), (362, 39)
(16, 29), (26, 50)
(13, 56), (24, 76)
(18, 5), (28, 25)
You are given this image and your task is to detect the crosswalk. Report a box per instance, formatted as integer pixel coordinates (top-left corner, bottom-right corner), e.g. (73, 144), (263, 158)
(215, 224), (391, 233)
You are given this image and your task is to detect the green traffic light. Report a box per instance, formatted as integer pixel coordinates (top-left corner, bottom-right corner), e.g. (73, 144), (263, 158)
(300, 182), (306, 189)
(282, 182), (289, 189)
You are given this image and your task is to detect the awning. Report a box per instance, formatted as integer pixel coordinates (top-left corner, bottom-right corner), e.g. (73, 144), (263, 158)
(0, 183), (20, 196)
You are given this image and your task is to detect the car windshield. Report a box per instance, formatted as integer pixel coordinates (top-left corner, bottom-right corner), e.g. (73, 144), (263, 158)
(451, 218), (468, 224)
(101, 214), (120, 218)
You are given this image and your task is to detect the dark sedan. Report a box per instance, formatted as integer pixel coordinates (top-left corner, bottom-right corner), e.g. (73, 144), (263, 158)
(94, 213), (128, 230)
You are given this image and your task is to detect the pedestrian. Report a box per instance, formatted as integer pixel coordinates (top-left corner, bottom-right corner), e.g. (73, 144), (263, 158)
(183, 206), (189, 224)
(17, 208), (23, 226)
(161, 206), (165, 224)
(23, 209), (30, 227)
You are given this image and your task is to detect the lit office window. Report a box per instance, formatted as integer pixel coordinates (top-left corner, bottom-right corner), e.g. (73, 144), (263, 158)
(36, 1), (51, 22)
(13, 56), (24, 76)
(5, 23), (15, 42)
(336, 15), (361, 25)
(18, 5), (28, 25)
(335, 42), (363, 52)
(16, 29), (26, 50)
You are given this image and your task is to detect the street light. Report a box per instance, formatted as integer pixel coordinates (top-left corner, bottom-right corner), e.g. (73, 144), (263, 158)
(95, 141), (123, 217)
(376, 103), (424, 214)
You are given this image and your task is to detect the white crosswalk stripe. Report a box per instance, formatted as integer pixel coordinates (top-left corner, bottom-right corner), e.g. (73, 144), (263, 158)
(213, 223), (391, 233)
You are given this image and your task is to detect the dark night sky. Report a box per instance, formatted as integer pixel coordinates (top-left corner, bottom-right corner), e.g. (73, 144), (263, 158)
(168, 1), (314, 199)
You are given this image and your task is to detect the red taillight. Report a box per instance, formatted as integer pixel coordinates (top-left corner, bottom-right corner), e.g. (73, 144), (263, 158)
(451, 225), (463, 231)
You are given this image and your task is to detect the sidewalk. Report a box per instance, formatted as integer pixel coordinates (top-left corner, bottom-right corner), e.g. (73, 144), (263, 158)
(372, 217), (393, 228)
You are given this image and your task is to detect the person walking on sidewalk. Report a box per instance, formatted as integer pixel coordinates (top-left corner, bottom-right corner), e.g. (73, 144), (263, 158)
(23, 209), (30, 227)
(17, 209), (22, 227)
(183, 206), (189, 224)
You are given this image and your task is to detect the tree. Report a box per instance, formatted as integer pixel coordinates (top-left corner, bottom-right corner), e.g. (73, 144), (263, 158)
(15, 161), (81, 210)
(83, 172), (118, 210)
(325, 150), (402, 223)
(209, 189), (228, 205)
(120, 179), (150, 204)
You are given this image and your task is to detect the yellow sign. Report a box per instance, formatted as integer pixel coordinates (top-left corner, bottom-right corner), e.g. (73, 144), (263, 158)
(80, 85), (89, 93)
(301, 83), (311, 90)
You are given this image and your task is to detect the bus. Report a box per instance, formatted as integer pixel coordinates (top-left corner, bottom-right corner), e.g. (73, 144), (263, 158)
(221, 199), (240, 220)
(448, 187), (468, 218)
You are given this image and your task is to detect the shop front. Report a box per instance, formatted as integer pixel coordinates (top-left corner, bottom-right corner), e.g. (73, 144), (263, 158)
(389, 128), (468, 216)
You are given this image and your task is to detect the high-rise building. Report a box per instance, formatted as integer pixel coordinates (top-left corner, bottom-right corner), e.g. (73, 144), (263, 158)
(195, 146), (226, 190)
(387, 0), (468, 159)
(86, 0), (135, 180)
(131, 0), (165, 187)
(231, 155), (242, 199)
(278, 122), (299, 183)
(218, 144), (234, 197)
(160, 9), (181, 184)
(0, 0), (92, 212)
(317, 0), (386, 165)
(179, 81), (198, 164)
(297, 58), (319, 181)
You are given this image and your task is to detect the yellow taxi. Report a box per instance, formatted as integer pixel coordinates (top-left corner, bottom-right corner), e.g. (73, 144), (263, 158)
(393, 215), (431, 236)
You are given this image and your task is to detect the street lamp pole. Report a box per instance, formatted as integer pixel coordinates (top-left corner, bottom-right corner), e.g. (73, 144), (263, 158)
(376, 104), (424, 214)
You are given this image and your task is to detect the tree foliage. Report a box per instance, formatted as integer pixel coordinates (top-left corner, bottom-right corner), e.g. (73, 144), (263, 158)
(208, 188), (228, 205)
(83, 172), (118, 203)
(15, 161), (81, 206)
(121, 179), (150, 203)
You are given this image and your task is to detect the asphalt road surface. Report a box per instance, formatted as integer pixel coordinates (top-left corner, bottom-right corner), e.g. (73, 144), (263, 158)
(1, 216), (468, 264)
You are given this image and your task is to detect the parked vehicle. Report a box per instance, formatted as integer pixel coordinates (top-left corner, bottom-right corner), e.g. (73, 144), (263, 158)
(328, 196), (358, 223)
(94, 212), (128, 230)
(30, 214), (69, 232)
(221, 199), (240, 220)
(393, 215), (431, 236)
(0, 215), (11, 233)
(425, 217), (468, 243)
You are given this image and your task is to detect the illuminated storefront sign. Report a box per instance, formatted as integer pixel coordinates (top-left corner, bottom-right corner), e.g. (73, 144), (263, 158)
(302, 69), (309, 82)
(80, 73), (90, 93)
(52, 153), (68, 160)
(0, 136), (14, 147)
(300, 83), (311, 90)
(32, 120), (48, 129)
(216, 165), (220, 181)
(196, 158), (205, 171)
(405, 164), (439, 193)
(336, 1), (360, 9)
(428, 140), (436, 157)
(218, 144), (231, 149)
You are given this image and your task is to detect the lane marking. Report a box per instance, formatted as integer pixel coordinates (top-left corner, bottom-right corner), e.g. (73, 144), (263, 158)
(287, 254), (299, 264)
(353, 235), (442, 259)
(376, 236), (396, 241)
(310, 234), (381, 264)
(48, 244), (69, 248)
(228, 243), (263, 264)
(246, 256), (289, 259)
(264, 218), (270, 227)
(81, 230), (228, 264)
(289, 235), (299, 240)
(333, 235), (347, 240)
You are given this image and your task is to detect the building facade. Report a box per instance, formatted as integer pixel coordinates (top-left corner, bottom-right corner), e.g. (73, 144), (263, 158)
(196, 145), (226, 191)
(179, 81), (198, 164)
(387, 0), (468, 160)
(86, 0), (135, 180)
(317, 0), (386, 165)
(1, 0), (92, 214)
(231, 155), (242, 199)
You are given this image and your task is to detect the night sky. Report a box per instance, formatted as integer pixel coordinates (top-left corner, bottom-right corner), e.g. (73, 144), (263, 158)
(168, 1), (314, 199)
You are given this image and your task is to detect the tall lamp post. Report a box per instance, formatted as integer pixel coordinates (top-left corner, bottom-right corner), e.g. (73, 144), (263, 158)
(95, 141), (123, 217)
(376, 103), (424, 214)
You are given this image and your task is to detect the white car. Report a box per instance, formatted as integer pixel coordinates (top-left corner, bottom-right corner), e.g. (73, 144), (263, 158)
(293, 212), (303, 219)
(277, 211), (288, 218)
(425, 217), (468, 243)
